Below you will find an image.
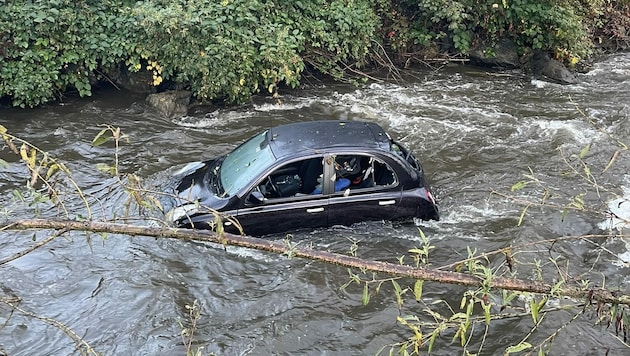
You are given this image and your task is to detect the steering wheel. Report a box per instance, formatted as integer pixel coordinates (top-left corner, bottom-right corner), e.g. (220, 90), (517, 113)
(266, 176), (280, 197)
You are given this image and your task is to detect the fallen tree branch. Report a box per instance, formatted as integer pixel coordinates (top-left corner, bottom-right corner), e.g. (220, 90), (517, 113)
(3, 218), (629, 306)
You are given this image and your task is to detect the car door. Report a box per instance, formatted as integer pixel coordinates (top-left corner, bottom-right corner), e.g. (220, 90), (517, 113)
(326, 154), (402, 227)
(236, 156), (330, 235)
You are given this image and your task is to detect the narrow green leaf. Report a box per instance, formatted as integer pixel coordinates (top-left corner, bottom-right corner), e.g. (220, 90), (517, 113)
(579, 143), (590, 158)
(459, 323), (468, 347)
(550, 280), (564, 296)
(147, 195), (164, 212)
(362, 282), (370, 305)
(505, 342), (532, 354)
(530, 298), (539, 323)
(428, 324), (446, 353)
(375, 280), (383, 294)
(517, 205), (529, 226)
(392, 280), (403, 307)
(541, 188), (550, 204)
(96, 163), (115, 176)
(92, 128), (111, 147)
(511, 180), (528, 191)
(449, 312), (468, 321)
(418, 227), (427, 244)
(466, 299), (474, 316)
(12, 189), (25, 202)
(413, 279), (423, 302)
(45, 163), (59, 179)
(622, 311), (630, 337)
(482, 301), (491, 325)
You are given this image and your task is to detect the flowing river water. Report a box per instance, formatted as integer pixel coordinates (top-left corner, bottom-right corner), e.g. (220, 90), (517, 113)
(1, 53), (629, 355)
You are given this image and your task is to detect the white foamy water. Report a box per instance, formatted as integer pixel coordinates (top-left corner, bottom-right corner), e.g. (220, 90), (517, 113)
(599, 176), (630, 232)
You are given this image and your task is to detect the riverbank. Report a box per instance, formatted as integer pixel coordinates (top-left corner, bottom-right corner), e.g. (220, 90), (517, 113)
(1, 1), (628, 109)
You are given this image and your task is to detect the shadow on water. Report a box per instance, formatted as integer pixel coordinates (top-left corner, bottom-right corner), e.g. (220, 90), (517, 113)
(1, 53), (630, 355)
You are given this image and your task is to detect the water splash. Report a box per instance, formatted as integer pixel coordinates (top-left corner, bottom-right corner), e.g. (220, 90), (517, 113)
(599, 190), (630, 232)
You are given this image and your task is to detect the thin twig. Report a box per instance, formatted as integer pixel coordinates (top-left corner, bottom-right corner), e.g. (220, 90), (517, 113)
(0, 299), (99, 356)
(0, 228), (68, 265)
(94, 68), (120, 90)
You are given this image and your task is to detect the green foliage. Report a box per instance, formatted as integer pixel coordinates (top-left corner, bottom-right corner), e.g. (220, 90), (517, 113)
(0, 0), (379, 107)
(178, 300), (205, 356)
(386, 0), (597, 63)
(0, 0), (627, 107)
(0, 0), (135, 107)
(0, 123), (89, 218)
(590, 0), (630, 50)
(296, 0), (379, 81)
(129, 0), (304, 103)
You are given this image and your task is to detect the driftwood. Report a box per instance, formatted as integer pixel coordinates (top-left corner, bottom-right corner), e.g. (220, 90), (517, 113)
(2, 218), (629, 307)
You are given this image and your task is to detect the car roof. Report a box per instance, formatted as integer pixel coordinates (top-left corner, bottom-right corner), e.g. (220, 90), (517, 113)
(266, 120), (391, 158)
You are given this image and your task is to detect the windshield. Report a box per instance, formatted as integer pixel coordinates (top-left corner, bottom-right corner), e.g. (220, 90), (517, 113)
(219, 131), (275, 197)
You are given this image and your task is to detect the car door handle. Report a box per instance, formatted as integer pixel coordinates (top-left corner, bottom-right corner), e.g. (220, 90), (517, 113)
(307, 207), (325, 213)
(379, 200), (396, 206)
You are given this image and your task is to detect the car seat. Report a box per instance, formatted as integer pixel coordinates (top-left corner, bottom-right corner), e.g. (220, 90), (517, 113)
(299, 158), (323, 194)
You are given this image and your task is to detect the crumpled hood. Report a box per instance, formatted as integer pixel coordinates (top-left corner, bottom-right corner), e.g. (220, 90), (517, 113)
(160, 159), (230, 220)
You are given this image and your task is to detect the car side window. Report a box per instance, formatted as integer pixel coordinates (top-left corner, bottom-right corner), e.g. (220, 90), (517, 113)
(256, 157), (324, 200)
(330, 155), (397, 193)
(373, 159), (397, 186)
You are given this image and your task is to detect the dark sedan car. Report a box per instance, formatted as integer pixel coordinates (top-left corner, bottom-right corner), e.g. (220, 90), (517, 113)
(163, 120), (439, 236)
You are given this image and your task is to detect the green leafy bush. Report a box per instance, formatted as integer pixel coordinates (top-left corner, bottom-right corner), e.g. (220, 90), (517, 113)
(295, 0), (379, 80)
(0, 0), (379, 107)
(386, 0), (594, 62)
(483, 0), (591, 62)
(129, 0), (379, 102)
(128, 0), (307, 103)
(0, 0), (626, 108)
(0, 0), (134, 108)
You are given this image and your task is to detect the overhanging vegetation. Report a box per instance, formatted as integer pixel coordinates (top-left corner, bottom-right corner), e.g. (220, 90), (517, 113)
(1, 0), (628, 108)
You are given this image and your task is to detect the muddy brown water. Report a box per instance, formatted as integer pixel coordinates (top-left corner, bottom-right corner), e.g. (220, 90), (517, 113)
(1, 53), (629, 355)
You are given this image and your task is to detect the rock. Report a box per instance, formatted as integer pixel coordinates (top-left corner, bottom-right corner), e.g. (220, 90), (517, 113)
(104, 64), (156, 94)
(530, 51), (578, 84)
(469, 38), (520, 69)
(146, 90), (191, 118)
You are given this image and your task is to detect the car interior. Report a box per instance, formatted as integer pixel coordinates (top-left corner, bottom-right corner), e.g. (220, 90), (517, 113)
(257, 155), (397, 200)
(335, 156), (397, 189)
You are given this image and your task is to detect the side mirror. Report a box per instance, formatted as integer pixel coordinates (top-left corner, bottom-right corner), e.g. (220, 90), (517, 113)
(248, 190), (265, 204)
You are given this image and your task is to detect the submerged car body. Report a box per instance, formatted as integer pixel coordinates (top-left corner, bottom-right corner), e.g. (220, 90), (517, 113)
(164, 120), (439, 236)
